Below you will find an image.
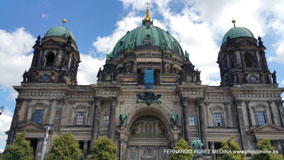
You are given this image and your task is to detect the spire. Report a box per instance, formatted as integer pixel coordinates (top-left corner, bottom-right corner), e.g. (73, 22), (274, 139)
(62, 18), (66, 26)
(232, 18), (236, 27)
(146, 2), (150, 21)
(142, 2), (153, 27)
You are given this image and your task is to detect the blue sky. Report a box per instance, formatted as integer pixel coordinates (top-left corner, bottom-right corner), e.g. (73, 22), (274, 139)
(1, 0), (284, 151)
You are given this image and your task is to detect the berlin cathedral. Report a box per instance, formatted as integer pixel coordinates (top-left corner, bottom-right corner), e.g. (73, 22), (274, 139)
(6, 7), (284, 160)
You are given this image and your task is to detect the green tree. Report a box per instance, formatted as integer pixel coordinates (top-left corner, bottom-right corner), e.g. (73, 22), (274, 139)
(46, 132), (82, 160)
(218, 136), (246, 160)
(251, 139), (284, 160)
(88, 136), (118, 160)
(0, 132), (34, 160)
(170, 138), (194, 160)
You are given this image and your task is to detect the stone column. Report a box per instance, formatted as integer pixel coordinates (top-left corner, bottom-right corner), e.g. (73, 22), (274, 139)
(182, 97), (191, 143)
(234, 100), (248, 150)
(210, 142), (216, 160)
(267, 101), (275, 125)
(54, 98), (64, 132)
(36, 138), (43, 160)
(83, 140), (88, 157)
(118, 127), (128, 160)
(109, 97), (117, 141)
(23, 99), (31, 123)
(224, 102), (233, 128)
(245, 101), (252, 128)
(197, 97), (208, 149)
(90, 97), (102, 148)
(276, 100), (284, 127)
(7, 98), (23, 145)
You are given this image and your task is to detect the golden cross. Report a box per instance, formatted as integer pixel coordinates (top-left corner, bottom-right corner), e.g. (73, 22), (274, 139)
(146, 2), (150, 8)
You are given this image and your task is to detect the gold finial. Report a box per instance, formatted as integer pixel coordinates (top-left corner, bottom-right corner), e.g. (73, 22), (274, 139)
(232, 18), (236, 27)
(62, 18), (66, 26)
(146, 2), (150, 21)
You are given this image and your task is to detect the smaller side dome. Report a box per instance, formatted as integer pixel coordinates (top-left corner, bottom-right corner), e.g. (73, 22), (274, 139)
(222, 27), (255, 45)
(44, 26), (76, 42)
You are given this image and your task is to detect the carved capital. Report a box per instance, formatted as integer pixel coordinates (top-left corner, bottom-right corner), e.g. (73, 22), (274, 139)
(196, 97), (205, 106)
(56, 98), (65, 105)
(15, 98), (24, 105)
(49, 99), (55, 104)
(181, 97), (189, 106)
(267, 100), (273, 106)
(94, 97), (102, 106)
(110, 97), (117, 106)
(234, 99), (243, 106)
(244, 100), (250, 105)
(223, 102), (230, 106)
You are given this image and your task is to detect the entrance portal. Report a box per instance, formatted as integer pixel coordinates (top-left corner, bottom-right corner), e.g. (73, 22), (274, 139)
(127, 117), (170, 160)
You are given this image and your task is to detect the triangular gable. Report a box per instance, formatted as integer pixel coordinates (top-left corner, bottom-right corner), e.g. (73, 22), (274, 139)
(42, 39), (62, 47)
(17, 122), (44, 131)
(252, 123), (284, 134)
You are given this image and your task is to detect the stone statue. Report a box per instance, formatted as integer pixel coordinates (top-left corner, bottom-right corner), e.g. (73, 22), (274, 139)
(185, 50), (189, 61)
(120, 114), (127, 126)
(170, 114), (178, 125)
(22, 70), (28, 83)
(192, 137), (204, 156)
(192, 137), (203, 150)
(272, 70), (277, 84)
(97, 68), (102, 80)
(128, 40), (135, 50)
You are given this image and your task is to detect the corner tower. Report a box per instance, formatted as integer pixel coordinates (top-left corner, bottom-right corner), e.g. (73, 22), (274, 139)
(218, 20), (275, 87)
(23, 19), (80, 85)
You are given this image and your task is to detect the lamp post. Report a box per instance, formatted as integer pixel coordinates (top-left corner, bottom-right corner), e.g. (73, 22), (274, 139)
(40, 126), (50, 160)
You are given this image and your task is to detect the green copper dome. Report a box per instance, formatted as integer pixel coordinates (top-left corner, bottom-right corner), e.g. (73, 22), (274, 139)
(222, 27), (255, 45)
(109, 25), (184, 59)
(44, 26), (76, 42)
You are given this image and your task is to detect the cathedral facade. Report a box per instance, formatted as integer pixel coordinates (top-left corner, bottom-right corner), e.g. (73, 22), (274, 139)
(6, 8), (284, 160)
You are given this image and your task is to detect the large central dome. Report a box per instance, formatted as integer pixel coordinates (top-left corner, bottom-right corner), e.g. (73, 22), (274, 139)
(108, 12), (184, 60)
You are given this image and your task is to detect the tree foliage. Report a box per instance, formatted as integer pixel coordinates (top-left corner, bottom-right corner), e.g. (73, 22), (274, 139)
(0, 132), (34, 160)
(87, 136), (118, 160)
(218, 136), (246, 160)
(46, 132), (82, 160)
(251, 139), (284, 160)
(170, 138), (194, 160)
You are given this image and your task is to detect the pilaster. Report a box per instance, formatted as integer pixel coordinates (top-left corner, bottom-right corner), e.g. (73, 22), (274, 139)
(90, 97), (102, 148)
(109, 97), (117, 141)
(197, 97), (208, 149)
(234, 99), (248, 150)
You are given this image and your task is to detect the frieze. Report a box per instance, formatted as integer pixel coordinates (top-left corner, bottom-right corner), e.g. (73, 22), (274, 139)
(119, 94), (178, 99)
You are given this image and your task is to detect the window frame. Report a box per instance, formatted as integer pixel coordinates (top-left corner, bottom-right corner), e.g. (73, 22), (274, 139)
(256, 111), (266, 126)
(76, 112), (85, 126)
(33, 109), (43, 123)
(103, 115), (109, 126)
(214, 112), (223, 127)
(45, 52), (55, 67)
(189, 116), (195, 126)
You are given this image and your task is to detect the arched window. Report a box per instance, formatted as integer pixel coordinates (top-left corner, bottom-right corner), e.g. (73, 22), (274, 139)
(130, 117), (167, 137)
(46, 53), (55, 67)
(244, 53), (253, 67)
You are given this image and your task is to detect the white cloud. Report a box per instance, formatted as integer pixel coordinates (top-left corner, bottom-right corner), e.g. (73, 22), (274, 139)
(0, 109), (13, 151)
(77, 54), (105, 85)
(41, 13), (48, 18)
(114, 0), (284, 85)
(0, 28), (35, 93)
(93, 13), (142, 54)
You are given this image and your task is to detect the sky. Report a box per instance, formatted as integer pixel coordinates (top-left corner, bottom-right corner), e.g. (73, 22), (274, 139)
(1, 0), (284, 152)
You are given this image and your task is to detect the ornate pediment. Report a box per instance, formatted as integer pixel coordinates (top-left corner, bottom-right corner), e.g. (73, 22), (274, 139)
(252, 123), (284, 134)
(17, 122), (44, 131)
(136, 92), (161, 106)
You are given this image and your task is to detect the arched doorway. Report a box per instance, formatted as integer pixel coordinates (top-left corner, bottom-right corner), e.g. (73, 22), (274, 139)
(126, 106), (171, 160)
